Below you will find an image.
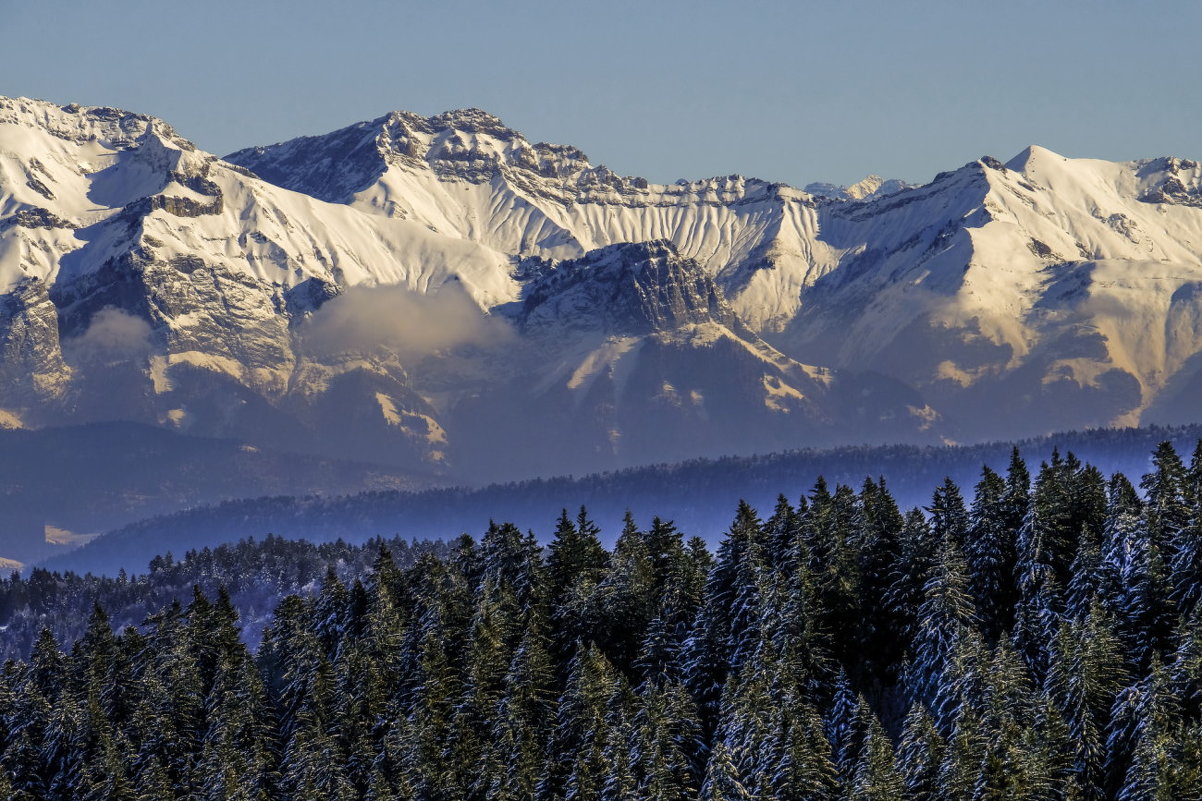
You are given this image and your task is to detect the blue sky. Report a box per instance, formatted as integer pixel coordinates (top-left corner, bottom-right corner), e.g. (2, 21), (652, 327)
(3, 0), (1200, 188)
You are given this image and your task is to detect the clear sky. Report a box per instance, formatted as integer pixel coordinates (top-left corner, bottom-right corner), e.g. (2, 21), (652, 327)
(3, 0), (1200, 188)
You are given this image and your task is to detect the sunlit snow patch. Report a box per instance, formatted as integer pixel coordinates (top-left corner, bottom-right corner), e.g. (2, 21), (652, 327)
(44, 525), (100, 548)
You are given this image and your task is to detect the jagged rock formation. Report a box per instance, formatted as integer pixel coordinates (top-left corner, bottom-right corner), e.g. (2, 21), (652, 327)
(517, 241), (739, 336)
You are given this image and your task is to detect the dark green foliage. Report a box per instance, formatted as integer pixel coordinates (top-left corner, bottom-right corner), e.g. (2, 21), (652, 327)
(966, 465), (1018, 640)
(0, 535), (445, 661)
(2, 441), (1202, 799)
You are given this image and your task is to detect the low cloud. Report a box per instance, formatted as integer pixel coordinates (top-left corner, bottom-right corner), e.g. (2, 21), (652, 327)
(301, 282), (515, 361)
(63, 307), (153, 362)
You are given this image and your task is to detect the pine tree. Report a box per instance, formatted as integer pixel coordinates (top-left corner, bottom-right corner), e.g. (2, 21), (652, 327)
(280, 710), (355, 801)
(198, 643), (274, 801)
(1169, 610), (1202, 722)
(598, 705), (636, 801)
(1101, 474), (1175, 671)
(715, 661), (780, 797)
(547, 508), (609, 659)
(1046, 598), (1127, 799)
(314, 566), (350, 659)
(1141, 441), (1190, 557)
(764, 494), (803, 571)
(886, 509), (938, 647)
(768, 698), (839, 801)
(1003, 447), (1033, 528)
(585, 514), (657, 671)
(1110, 656), (1191, 801)
(450, 580), (515, 801)
(825, 671), (863, 779)
(929, 477), (970, 550)
(856, 477), (906, 680)
(259, 595), (332, 743)
(966, 466), (1018, 639)
(546, 644), (626, 801)
(698, 741), (753, 801)
(1066, 529), (1104, 622)
(971, 639), (1053, 801)
(547, 508), (608, 603)
(849, 710), (904, 801)
(0, 765), (13, 801)
(937, 705), (987, 801)
(805, 482), (864, 668)
(905, 535), (978, 735)
(131, 755), (173, 801)
(1171, 441), (1202, 616)
(896, 703), (944, 801)
(680, 593), (729, 741)
(1023, 451), (1106, 589)
(406, 600), (460, 801)
(634, 680), (702, 801)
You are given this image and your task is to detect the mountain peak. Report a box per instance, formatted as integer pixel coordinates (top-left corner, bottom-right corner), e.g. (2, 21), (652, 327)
(373, 107), (523, 149)
(0, 96), (194, 152)
(428, 107), (511, 135)
(1004, 144), (1068, 173)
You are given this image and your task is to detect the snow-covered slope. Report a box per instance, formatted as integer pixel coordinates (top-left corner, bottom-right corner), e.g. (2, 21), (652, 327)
(5, 95), (1202, 477)
(228, 110), (846, 332)
(0, 97), (515, 467)
(784, 148), (1202, 439)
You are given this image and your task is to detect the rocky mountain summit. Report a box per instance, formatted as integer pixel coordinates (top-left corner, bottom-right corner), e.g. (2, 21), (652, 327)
(4, 95), (1202, 480)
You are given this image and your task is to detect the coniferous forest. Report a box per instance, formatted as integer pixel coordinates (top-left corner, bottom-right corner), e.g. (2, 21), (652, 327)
(2, 443), (1202, 799)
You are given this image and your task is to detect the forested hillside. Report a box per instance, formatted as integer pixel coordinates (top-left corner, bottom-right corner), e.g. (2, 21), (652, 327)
(0, 536), (446, 661)
(44, 423), (1202, 577)
(1, 441), (1201, 798)
(0, 422), (436, 567)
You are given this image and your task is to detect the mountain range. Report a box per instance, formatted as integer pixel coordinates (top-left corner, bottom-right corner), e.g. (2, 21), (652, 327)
(3, 95), (1202, 486)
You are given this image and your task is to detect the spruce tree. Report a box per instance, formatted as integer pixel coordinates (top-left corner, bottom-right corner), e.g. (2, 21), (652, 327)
(1101, 474), (1175, 671)
(1046, 599), (1127, 799)
(1110, 656), (1191, 801)
(633, 680), (702, 801)
(966, 466), (1018, 639)
(856, 477), (906, 680)
(1171, 441), (1202, 616)
(848, 710), (904, 801)
(905, 535), (977, 735)
(585, 514), (657, 671)
(1141, 441), (1190, 558)
(897, 703), (944, 801)
(698, 741), (753, 801)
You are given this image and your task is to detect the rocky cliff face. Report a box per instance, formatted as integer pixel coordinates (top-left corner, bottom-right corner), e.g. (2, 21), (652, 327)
(5, 96), (1202, 479)
(517, 241), (738, 336)
(0, 278), (71, 411)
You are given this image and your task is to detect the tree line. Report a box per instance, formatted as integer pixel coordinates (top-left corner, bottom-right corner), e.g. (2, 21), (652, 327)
(0, 535), (447, 662)
(1, 443), (1201, 798)
(45, 422), (1202, 578)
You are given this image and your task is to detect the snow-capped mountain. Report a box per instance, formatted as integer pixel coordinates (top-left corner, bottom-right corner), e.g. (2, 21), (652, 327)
(804, 175), (912, 202)
(4, 95), (1202, 480)
(783, 148), (1202, 440)
(0, 97), (514, 468)
(227, 109), (840, 332)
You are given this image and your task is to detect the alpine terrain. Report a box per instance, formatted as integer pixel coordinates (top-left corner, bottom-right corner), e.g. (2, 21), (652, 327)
(4, 96), (1202, 480)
